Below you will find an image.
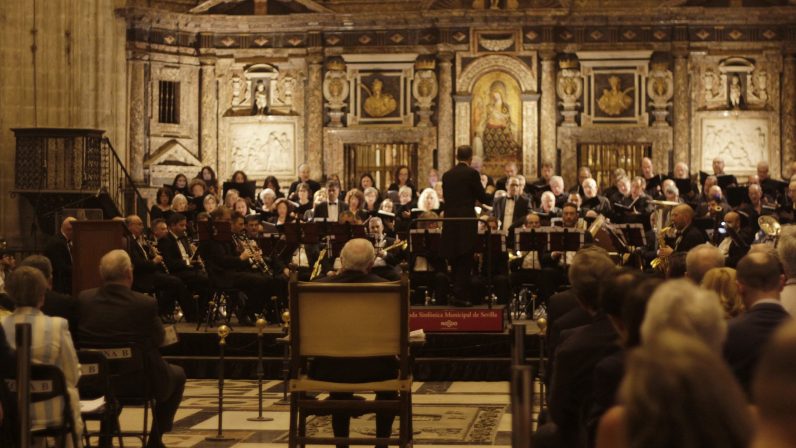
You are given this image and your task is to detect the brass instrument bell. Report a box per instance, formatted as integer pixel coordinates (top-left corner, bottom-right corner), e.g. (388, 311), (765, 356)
(759, 215), (781, 237)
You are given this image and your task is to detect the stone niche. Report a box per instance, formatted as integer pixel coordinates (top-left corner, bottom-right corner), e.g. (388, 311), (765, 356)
(690, 51), (782, 177)
(454, 52), (539, 179)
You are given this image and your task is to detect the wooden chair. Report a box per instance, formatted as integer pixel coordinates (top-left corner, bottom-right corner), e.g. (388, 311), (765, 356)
(287, 273), (413, 447)
(4, 363), (80, 448)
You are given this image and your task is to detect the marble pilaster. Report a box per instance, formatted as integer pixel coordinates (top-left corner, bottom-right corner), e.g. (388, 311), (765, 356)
(128, 53), (148, 182)
(199, 58), (218, 170)
(782, 53), (796, 173)
(307, 54), (324, 179)
(540, 52), (557, 173)
(673, 51), (689, 167)
(437, 52), (454, 174)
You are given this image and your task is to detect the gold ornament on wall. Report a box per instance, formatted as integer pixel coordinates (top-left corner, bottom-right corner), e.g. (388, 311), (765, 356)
(362, 78), (397, 118)
(597, 76), (634, 116)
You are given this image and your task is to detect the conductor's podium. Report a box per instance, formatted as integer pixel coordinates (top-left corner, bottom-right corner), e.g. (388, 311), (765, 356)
(409, 305), (505, 333)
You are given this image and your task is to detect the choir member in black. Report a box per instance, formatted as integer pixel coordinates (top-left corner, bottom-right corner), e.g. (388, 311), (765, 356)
(530, 162), (554, 189)
(641, 157), (663, 198)
(294, 183), (314, 220)
(472, 217), (510, 305)
(602, 169), (627, 205)
(363, 187), (382, 218)
(223, 189), (240, 210)
(738, 184), (772, 233)
(672, 162), (700, 204)
(199, 207), (272, 325)
(550, 175), (568, 209)
(188, 178), (207, 214)
(617, 177), (653, 223)
(258, 188), (278, 222)
(660, 179), (684, 204)
(359, 173), (377, 196)
(313, 180), (342, 222)
(757, 160), (785, 205)
(417, 187), (442, 215)
(269, 198), (295, 227)
(570, 167), (591, 198)
(202, 194), (219, 214)
(45, 216), (75, 295)
(581, 178), (613, 218)
(233, 197), (255, 217)
(387, 165), (417, 198)
(171, 173), (190, 197)
(395, 185), (417, 239)
(368, 217), (402, 281)
(537, 191), (562, 224)
(776, 181), (796, 224)
(171, 193), (193, 228)
(198, 165), (219, 196)
(495, 161), (518, 192)
(716, 211), (753, 268)
(410, 212), (450, 305)
(288, 163), (322, 199)
(158, 213), (212, 322)
(441, 146), (492, 307)
(344, 189), (370, 223)
(151, 186), (175, 223)
(263, 175), (285, 199)
(124, 215), (187, 319)
(657, 204), (708, 262)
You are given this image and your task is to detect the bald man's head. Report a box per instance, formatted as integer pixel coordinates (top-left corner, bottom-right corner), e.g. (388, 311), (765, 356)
(339, 238), (376, 273)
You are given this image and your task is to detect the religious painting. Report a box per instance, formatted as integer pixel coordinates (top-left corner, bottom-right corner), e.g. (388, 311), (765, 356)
(228, 120), (296, 177)
(470, 72), (523, 170)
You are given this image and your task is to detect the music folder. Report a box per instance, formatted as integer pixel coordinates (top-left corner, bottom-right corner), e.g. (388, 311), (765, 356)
(223, 181), (257, 201)
(514, 227), (550, 253)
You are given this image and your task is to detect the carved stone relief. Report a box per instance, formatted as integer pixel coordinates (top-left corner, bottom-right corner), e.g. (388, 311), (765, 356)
(700, 115), (769, 175)
(647, 62), (674, 126)
(412, 59), (438, 127)
(227, 117), (298, 178)
(323, 58), (349, 127)
(344, 54), (416, 127)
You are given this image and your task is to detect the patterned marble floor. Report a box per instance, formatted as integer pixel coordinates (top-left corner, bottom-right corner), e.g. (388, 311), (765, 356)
(84, 380), (522, 447)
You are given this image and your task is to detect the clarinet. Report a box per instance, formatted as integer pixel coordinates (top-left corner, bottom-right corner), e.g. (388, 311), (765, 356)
(144, 236), (170, 274)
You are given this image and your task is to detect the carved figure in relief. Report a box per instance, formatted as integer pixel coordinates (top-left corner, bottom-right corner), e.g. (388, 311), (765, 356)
(276, 76), (297, 106)
(265, 131), (292, 170)
(232, 75), (242, 106)
(703, 69), (723, 103)
(362, 78), (397, 118)
(472, 80), (520, 158)
(255, 80), (268, 114)
(490, 0), (500, 9)
(729, 75), (742, 109)
(753, 70), (768, 103)
(597, 76), (634, 116)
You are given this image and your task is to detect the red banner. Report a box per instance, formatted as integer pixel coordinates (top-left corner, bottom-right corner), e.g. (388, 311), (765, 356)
(409, 306), (505, 332)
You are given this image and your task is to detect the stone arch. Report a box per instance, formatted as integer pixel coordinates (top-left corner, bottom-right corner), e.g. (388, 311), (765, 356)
(457, 55), (536, 94)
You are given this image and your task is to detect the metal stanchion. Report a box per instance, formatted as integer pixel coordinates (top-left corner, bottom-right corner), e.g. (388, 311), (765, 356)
(511, 323), (526, 367)
(536, 317), (548, 414)
(206, 325), (237, 442)
(511, 365), (533, 448)
(248, 318), (274, 422)
(16, 323), (32, 448)
(276, 309), (291, 405)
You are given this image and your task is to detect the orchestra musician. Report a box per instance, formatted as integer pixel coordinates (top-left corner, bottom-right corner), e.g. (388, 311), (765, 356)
(368, 217), (403, 281)
(157, 213), (212, 322)
(656, 204), (708, 261)
(410, 211), (450, 305)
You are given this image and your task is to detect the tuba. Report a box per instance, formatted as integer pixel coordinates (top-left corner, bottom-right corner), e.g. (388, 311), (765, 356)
(758, 215), (781, 247)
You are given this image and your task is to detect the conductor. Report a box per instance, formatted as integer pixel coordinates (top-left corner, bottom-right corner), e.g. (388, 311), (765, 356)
(442, 145), (492, 306)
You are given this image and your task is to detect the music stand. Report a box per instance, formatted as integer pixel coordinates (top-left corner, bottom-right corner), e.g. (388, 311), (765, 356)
(726, 186), (749, 207)
(476, 229), (507, 308)
(614, 223), (646, 248)
(514, 228), (550, 254)
(548, 228), (585, 265)
(409, 228), (442, 256)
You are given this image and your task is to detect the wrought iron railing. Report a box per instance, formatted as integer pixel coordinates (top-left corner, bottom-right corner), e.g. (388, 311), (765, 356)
(100, 137), (147, 219)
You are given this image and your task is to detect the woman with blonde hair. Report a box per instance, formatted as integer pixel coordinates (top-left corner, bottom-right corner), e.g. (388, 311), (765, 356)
(701, 267), (744, 318)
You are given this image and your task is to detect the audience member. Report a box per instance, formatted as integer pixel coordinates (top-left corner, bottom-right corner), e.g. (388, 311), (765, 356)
(685, 243), (725, 284)
(596, 331), (752, 448)
(77, 250), (185, 448)
(752, 321), (796, 448)
(19, 255), (78, 334)
(724, 251), (791, 395)
(701, 267), (744, 318)
(2, 266), (83, 444)
(777, 225), (796, 315)
(45, 216), (76, 295)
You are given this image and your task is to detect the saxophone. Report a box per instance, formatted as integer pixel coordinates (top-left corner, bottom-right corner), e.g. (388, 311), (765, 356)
(650, 226), (673, 272)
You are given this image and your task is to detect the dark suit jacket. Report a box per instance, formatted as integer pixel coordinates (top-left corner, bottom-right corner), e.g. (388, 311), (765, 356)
(198, 239), (250, 288)
(44, 234), (72, 295)
(548, 314), (620, 447)
(492, 195), (531, 230)
(309, 270), (398, 382)
(312, 201), (343, 221)
(723, 301), (790, 395)
(441, 162), (492, 258)
(288, 178), (321, 198)
(581, 195), (613, 217)
(42, 290), (78, 337)
(127, 238), (163, 293)
(672, 223), (708, 253)
(77, 284), (175, 400)
(158, 232), (193, 274)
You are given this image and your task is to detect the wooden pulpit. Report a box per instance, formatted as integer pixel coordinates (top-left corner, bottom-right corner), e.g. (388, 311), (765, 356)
(71, 220), (126, 297)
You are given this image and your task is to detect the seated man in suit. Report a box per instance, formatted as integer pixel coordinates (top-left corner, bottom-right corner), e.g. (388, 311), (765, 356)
(19, 255), (78, 335)
(657, 204), (708, 261)
(77, 250), (186, 448)
(311, 238), (398, 448)
(368, 217), (402, 281)
(723, 251), (791, 396)
(313, 180), (342, 222)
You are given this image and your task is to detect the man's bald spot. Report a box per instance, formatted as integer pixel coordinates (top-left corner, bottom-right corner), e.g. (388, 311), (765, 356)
(674, 204), (694, 220)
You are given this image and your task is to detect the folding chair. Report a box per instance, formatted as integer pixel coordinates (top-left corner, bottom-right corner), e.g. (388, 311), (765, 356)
(4, 364), (80, 448)
(79, 343), (156, 447)
(77, 350), (124, 448)
(287, 273), (413, 447)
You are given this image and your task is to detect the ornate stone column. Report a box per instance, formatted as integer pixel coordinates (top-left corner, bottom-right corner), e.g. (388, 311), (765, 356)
(306, 53), (324, 179)
(127, 52), (148, 182)
(672, 50), (690, 167)
(199, 58), (218, 170)
(437, 52), (454, 174)
(782, 52), (796, 172)
(540, 51), (558, 172)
